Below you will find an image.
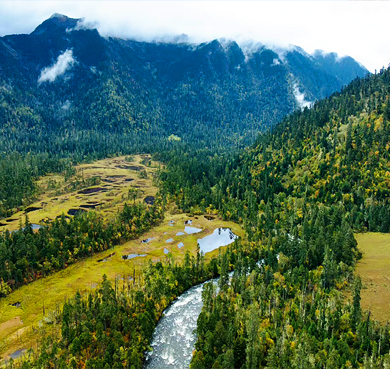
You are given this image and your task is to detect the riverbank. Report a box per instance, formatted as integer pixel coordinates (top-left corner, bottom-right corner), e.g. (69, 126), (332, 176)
(0, 212), (243, 364)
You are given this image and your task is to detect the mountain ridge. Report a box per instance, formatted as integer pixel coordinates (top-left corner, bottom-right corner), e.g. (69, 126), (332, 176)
(0, 14), (369, 153)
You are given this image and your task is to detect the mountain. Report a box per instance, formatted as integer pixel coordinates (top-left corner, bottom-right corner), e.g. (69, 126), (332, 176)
(0, 14), (369, 154)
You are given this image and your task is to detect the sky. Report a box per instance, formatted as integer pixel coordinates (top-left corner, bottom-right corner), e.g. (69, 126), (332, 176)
(0, 1), (389, 72)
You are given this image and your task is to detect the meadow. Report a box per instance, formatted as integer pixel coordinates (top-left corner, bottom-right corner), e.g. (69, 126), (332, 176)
(355, 232), (390, 322)
(0, 206), (243, 362)
(0, 155), (158, 232)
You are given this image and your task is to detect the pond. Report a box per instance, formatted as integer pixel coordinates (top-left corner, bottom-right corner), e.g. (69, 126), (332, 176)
(9, 349), (26, 360)
(142, 238), (155, 243)
(10, 224), (43, 233)
(197, 228), (238, 254)
(122, 253), (147, 260)
(184, 226), (202, 234)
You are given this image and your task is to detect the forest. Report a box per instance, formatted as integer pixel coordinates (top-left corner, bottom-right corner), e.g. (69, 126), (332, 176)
(1, 47), (390, 368)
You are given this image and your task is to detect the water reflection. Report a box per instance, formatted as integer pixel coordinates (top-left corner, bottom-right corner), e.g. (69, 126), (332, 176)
(184, 226), (202, 234)
(197, 228), (238, 254)
(122, 253), (147, 260)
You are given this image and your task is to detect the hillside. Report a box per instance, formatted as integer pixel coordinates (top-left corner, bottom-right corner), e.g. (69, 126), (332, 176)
(162, 67), (390, 233)
(157, 68), (390, 369)
(0, 14), (368, 154)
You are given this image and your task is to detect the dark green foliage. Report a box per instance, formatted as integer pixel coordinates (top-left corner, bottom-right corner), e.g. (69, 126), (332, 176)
(160, 67), (390, 234)
(0, 199), (164, 296)
(155, 67), (390, 368)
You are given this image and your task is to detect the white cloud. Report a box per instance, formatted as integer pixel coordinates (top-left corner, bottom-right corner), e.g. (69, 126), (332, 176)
(1, 1), (390, 72)
(293, 83), (312, 110)
(38, 49), (75, 83)
(61, 100), (71, 110)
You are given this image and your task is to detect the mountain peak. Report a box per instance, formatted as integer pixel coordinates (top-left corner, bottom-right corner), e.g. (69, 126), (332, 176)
(31, 14), (80, 36)
(49, 13), (68, 20)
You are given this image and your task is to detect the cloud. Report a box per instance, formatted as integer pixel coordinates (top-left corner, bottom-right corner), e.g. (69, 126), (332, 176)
(38, 49), (75, 83)
(1, 1), (390, 72)
(61, 100), (71, 110)
(66, 17), (98, 33)
(293, 83), (312, 110)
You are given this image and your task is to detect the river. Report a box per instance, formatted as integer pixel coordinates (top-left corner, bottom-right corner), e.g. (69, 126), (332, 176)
(144, 280), (212, 368)
(144, 227), (238, 369)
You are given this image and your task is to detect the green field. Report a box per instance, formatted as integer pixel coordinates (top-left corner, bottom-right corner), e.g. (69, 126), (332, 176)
(355, 232), (390, 322)
(0, 211), (243, 362)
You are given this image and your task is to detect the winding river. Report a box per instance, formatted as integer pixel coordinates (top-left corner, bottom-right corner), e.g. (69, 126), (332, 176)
(144, 280), (212, 368)
(144, 228), (238, 369)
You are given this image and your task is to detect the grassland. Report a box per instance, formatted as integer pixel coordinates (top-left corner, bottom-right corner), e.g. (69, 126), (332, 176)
(0, 154), (158, 232)
(0, 209), (243, 363)
(355, 232), (390, 322)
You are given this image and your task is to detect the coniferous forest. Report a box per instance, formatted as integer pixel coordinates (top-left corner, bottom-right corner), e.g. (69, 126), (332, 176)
(2, 12), (390, 369)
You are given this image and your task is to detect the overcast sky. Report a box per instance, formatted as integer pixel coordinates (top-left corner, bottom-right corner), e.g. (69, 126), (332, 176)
(0, 1), (389, 72)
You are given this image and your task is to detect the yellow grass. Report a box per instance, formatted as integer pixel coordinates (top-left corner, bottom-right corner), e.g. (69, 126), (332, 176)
(355, 232), (390, 322)
(0, 155), (159, 232)
(0, 211), (243, 362)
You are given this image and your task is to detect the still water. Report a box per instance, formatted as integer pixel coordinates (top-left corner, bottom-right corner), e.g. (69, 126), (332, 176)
(197, 228), (238, 254)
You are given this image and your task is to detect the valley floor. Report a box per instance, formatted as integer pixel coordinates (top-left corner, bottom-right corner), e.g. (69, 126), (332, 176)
(0, 155), (158, 232)
(0, 210), (243, 363)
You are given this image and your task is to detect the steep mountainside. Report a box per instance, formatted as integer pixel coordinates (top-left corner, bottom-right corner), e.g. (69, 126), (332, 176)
(0, 14), (368, 153)
(161, 67), (390, 234)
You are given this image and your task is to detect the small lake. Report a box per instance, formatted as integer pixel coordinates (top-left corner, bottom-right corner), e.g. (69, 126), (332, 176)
(166, 238), (174, 243)
(142, 238), (155, 243)
(184, 226), (202, 234)
(7, 349), (26, 361)
(197, 228), (238, 254)
(177, 242), (184, 249)
(10, 224), (43, 233)
(122, 253), (147, 260)
(164, 248), (169, 254)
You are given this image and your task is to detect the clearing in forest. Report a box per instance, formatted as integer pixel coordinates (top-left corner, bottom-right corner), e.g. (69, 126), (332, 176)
(355, 232), (390, 322)
(0, 155), (158, 232)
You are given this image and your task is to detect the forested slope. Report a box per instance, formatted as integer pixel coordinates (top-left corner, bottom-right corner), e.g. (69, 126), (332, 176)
(0, 14), (369, 219)
(161, 67), (390, 233)
(157, 68), (390, 368)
